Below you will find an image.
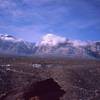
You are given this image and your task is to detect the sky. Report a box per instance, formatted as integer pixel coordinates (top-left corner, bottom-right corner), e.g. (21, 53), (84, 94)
(0, 0), (100, 42)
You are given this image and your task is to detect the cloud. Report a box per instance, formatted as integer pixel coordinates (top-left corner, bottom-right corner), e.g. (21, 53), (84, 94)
(0, 1), (18, 18)
(0, 0), (32, 18)
(0, 0), (15, 8)
(0, 0), (69, 18)
(0, 0), (16, 13)
(39, 33), (66, 46)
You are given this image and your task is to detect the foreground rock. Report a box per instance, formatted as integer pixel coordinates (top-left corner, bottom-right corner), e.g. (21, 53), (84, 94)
(1, 78), (65, 100)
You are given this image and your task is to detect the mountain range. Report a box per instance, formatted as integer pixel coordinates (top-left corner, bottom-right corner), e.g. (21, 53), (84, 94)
(0, 34), (100, 59)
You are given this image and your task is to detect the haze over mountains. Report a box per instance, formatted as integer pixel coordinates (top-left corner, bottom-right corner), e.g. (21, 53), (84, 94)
(0, 34), (100, 59)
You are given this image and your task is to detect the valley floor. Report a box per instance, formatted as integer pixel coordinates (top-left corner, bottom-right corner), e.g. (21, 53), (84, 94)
(0, 56), (100, 100)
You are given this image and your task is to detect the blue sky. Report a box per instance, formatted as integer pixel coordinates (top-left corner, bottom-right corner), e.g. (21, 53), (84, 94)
(0, 0), (100, 42)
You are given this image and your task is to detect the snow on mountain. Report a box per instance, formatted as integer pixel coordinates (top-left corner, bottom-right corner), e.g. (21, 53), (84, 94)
(35, 33), (100, 59)
(0, 34), (35, 55)
(37, 34), (66, 46)
(0, 33), (99, 59)
(69, 40), (88, 46)
(0, 34), (22, 42)
(36, 33), (91, 47)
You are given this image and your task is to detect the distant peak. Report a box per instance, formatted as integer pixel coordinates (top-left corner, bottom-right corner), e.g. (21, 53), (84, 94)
(0, 34), (21, 42)
(0, 34), (15, 37)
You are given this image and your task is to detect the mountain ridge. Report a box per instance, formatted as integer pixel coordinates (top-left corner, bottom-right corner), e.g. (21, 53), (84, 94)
(0, 33), (100, 59)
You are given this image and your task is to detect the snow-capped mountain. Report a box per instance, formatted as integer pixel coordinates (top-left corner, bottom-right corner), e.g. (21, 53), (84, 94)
(36, 34), (100, 59)
(0, 33), (100, 59)
(0, 34), (36, 55)
(0, 34), (21, 41)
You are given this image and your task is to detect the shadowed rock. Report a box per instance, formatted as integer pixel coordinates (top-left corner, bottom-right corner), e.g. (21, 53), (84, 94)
(0, 78), (65, 100)
(23, 78), (65, 100)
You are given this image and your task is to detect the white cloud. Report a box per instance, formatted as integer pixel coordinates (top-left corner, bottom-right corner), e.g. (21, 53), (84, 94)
(0, 0), (29, 18)
(39, 33), (66, 46)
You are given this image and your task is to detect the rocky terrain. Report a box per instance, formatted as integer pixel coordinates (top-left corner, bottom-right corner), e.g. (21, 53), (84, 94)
(0, 56), (100, 100)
